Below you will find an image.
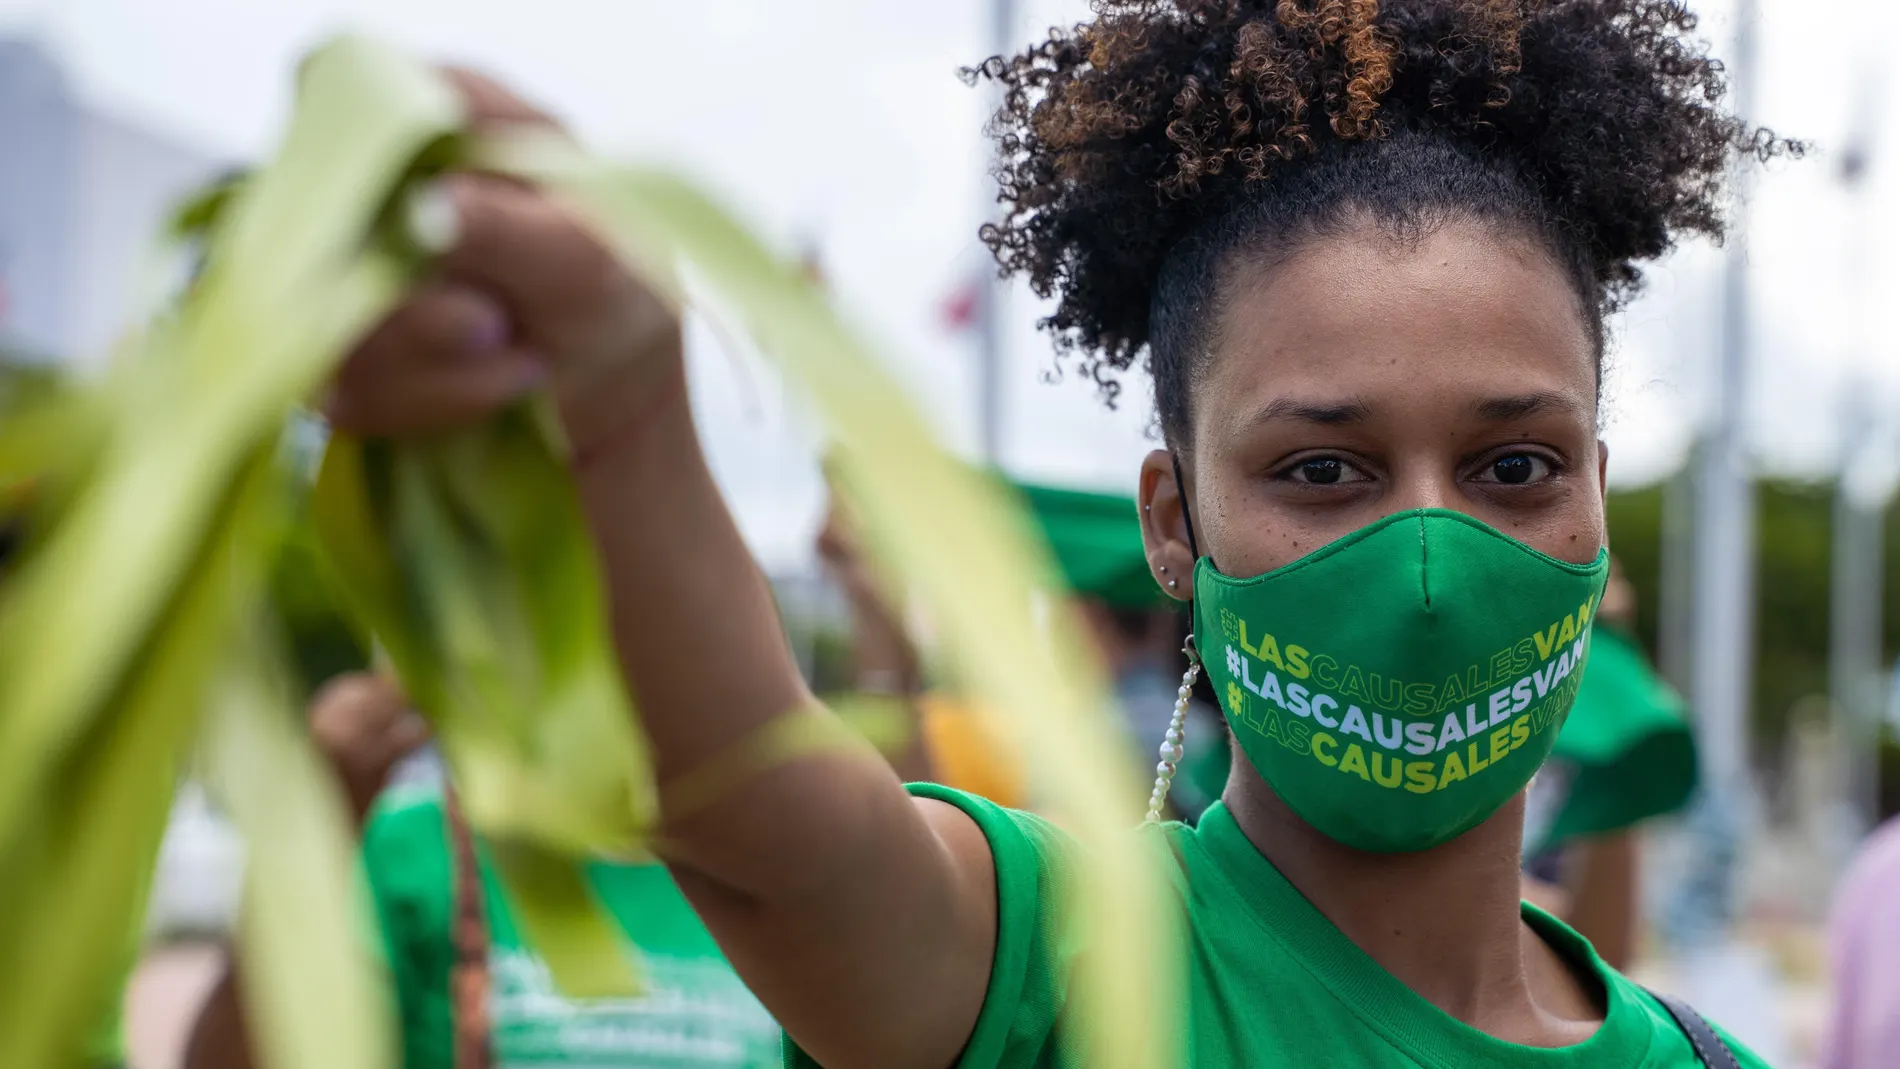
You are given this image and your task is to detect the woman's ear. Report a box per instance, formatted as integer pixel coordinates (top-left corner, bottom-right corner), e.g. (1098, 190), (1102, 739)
(1138, 449), (1196, 602)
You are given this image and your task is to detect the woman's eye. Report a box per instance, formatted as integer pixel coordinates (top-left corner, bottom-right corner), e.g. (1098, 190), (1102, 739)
(1479, 453), (1553, 485)
(1287, 457), (1368, 486)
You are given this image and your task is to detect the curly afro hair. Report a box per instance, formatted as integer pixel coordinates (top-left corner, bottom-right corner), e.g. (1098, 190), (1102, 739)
(972, 0), (1799, 444)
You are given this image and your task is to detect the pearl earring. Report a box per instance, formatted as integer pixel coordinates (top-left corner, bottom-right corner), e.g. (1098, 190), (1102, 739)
(1168, 579), (1177, 588)
(1145, 636), (1200, 823)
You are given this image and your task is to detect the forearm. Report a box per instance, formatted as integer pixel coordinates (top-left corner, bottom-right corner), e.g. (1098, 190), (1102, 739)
(568, 360), (924, 896)
(572, 360), (809, 778)
(567, 354), (993, 1069)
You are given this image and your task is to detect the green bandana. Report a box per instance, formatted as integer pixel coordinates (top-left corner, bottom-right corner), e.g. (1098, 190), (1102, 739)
(1192, 509), (1609, 852)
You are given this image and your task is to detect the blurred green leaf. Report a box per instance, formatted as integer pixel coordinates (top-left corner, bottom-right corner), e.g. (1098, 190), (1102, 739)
(202, 619), (395, 1069)
(0, 35), (455, 1068)
(314, 404), (653, 997)
(491, 143), (1177, 1069)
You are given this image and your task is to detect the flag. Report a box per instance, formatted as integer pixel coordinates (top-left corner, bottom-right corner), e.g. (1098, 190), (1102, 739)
(941, 273), (981, 334)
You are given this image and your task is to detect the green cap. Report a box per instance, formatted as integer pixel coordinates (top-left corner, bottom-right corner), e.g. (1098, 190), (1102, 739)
(1013, 481), (1164, 608)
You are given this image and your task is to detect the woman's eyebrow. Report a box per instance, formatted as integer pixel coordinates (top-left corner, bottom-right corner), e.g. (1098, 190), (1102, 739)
(1249, 396), (1375, 427)
(1471, 392), (1585, 422)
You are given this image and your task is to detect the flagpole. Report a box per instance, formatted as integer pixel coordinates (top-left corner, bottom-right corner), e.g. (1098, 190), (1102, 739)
(1683, 0), (1759, 933)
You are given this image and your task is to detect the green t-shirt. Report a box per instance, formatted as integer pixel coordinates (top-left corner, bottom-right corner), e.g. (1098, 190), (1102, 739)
(364, 786), (781, 1069)
(792, 784), (1767, 1068)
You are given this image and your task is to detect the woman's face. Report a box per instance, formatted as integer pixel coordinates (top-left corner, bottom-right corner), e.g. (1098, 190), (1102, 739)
(1140, 219), (1608, 583)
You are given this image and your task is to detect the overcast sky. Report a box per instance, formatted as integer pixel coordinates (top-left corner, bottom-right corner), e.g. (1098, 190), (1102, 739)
(2, 0), (1896, 568)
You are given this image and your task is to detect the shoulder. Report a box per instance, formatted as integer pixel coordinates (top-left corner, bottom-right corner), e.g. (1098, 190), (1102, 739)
(900, 785), (1080, 1069)
(909, 783), (1073, 870)
(907, 782), (1178, 911)
(362, 783), (454, 901)
(908, 783), (1077, 946)
(895, 785), (1189, 1069)
(907, 782), (1182, 869)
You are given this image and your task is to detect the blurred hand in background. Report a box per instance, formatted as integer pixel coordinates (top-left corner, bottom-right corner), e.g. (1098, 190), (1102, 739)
(306, 673), (430, 827)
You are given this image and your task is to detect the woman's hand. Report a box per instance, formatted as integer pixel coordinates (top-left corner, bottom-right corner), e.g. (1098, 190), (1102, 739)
(325, 70), (682, 466)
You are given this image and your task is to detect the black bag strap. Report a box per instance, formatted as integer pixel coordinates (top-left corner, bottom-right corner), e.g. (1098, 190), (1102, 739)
(1645, 988), (1740, 1069)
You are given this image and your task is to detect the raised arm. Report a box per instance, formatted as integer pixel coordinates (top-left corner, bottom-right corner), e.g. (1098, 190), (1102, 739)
(324, 72), (996, 1069)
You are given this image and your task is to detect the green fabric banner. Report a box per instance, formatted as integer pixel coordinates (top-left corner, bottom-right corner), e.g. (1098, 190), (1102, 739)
(1014, 482), (1162, 608)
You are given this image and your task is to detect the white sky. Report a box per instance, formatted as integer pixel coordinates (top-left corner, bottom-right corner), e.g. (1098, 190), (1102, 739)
(2, 0), (1897, 568)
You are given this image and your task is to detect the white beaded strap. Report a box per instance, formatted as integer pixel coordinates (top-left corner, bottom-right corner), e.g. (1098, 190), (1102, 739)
(1145, 636), (1201, 823)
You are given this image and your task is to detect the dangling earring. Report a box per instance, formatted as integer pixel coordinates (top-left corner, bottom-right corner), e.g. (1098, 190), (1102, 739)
(1145, 635), (1201, 823)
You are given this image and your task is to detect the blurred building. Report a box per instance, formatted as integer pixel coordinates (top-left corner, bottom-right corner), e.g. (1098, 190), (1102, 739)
(0, 37), (217, 364)
(1, 39), (236, 953)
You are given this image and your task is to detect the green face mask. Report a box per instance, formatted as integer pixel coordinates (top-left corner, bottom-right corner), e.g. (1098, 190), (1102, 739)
(1191, 508), (1609, 852)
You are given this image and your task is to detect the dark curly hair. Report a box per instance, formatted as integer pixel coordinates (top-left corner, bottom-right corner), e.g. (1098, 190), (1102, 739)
(972, 0), (1799, 446)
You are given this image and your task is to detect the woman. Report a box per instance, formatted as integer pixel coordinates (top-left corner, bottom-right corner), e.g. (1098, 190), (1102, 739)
(327, 2), (1792, 1064)
(835, 479), (1203, 814)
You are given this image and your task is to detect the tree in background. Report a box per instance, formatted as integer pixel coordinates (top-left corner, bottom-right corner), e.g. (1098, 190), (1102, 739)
(1606, 481), (1900, 817)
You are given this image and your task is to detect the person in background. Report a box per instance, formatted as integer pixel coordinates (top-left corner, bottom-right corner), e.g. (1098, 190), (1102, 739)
(183, 673), (783, 1069)
(1015, 485), (1193, 752)
(1520, 558), (1697, 969)
(1021, 482), (1228, 821)
(813, 487), (938, 785)
(816, 474), (1026, 807)
(1822, 815), (1900, 1069)
(825, 479), (1221, 817)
